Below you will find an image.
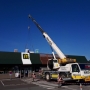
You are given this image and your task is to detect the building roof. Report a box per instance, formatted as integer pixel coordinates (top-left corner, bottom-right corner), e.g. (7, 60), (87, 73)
(66, 55), (88, 63)
(0, 51), (42, 64)
(0, 51), (22, 64)
(40, 54), (88, 64)
(0, 51), (88, 64)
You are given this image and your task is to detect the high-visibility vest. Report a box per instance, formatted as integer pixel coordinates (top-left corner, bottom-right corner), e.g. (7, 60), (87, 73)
(39, 70), (42, 74)
(32, 73), (35, 78)
(57, 75), (62, 81)
(58, 77), (62, 81)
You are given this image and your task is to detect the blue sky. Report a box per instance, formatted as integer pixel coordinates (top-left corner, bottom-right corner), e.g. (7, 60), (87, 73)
(0, 0), (90, 60)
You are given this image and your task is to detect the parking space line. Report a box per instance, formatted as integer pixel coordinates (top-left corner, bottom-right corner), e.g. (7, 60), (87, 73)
(0, 79), (28, 87)
(0, 80), (5, 86)
(63, 86), (78, 90)
(1, 79), (20, 81)
(47, 87), (55, 89)
(3, 83), (28, 87)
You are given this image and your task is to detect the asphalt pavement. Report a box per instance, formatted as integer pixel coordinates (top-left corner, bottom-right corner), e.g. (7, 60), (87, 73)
(22, 78), (90, 90)
(0, 78), (36, 90)
(0, 78), (90, 90)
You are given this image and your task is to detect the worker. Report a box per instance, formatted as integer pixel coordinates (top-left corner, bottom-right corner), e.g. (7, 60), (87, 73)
(57, 73), (63, 88)
(38, 69), (42, 80)
(9, 71), (12, 80)
(32, 71), (36, 82)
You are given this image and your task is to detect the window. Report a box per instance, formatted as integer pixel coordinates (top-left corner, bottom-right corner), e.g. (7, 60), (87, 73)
(53, 60), (58, 63)
(72, 64), (80, 72)
(79, 64), (90, 70)
(48, 59), (53, 70)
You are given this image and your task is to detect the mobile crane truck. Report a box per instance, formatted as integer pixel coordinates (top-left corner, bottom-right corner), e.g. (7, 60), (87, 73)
(28, 14), (90, 82)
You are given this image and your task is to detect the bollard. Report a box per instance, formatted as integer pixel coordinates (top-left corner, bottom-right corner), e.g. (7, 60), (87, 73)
(24, 70), (25, 78)
(29, 72), (31, 78)
(38, 69), (42, 81)
(80, 83), (82, 90)
(20, 70), (21, 79)
(9, 71), (12, 80)
(32, 71), (36, 82)
(28, 70), (29, 78)
(9, 74), (12, 80)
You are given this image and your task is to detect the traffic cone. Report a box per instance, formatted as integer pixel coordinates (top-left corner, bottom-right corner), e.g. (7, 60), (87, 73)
(80, 83), (82, 90)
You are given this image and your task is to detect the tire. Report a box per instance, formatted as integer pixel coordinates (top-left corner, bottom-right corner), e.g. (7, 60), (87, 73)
(45, 73), (50, 81)
(60, 72), (67, 78)
(59, 72), (67, 85)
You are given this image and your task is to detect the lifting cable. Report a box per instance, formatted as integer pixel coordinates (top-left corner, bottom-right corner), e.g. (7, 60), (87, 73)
(49, 45), (55, 59)
(25, 26), (30, 49)
(25, 15), (31, 50)
(25, 19), (34, 52)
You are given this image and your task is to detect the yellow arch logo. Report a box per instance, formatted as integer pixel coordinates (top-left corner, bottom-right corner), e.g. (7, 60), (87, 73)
(23, 54), (29, 59)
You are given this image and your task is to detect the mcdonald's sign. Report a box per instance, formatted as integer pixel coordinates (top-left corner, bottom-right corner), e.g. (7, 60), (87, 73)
(23, 54), (29, 59)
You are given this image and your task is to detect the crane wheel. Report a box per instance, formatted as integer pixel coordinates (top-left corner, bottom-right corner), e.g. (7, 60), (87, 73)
(61, 73), (66, 78)
(60, 72), (68, 78)
(45, 73), (50, 81)
(60, 72), (67, 84)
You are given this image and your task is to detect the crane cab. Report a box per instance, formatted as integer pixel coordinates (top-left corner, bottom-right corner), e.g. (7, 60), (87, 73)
(47, 59), (60, 70)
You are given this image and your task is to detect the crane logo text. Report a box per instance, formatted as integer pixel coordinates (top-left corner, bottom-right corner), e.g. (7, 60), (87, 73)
(46, 37), (52, 45)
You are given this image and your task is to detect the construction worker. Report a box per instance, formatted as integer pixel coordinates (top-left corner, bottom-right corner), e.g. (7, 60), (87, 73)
(38, 69), (42, 80)
(32, 71), (36, 82)
(9, 71), (12, 80)
(57, 73), (63, 88)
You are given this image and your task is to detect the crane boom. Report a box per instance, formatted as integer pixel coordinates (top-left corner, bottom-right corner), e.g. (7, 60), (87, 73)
(28, 14), (66, 59)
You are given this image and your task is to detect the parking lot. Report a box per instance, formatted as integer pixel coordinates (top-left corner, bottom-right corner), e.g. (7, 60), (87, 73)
(0, 78), (90, 90)
(0, 79), (36, 90)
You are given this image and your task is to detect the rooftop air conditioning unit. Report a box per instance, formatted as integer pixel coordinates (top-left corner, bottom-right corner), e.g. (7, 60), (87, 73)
(14, 49), (18, 52)
(25, 49), (29, 53)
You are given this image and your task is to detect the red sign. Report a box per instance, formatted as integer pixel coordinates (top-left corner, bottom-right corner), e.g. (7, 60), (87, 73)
(85, 65), (90, 69)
